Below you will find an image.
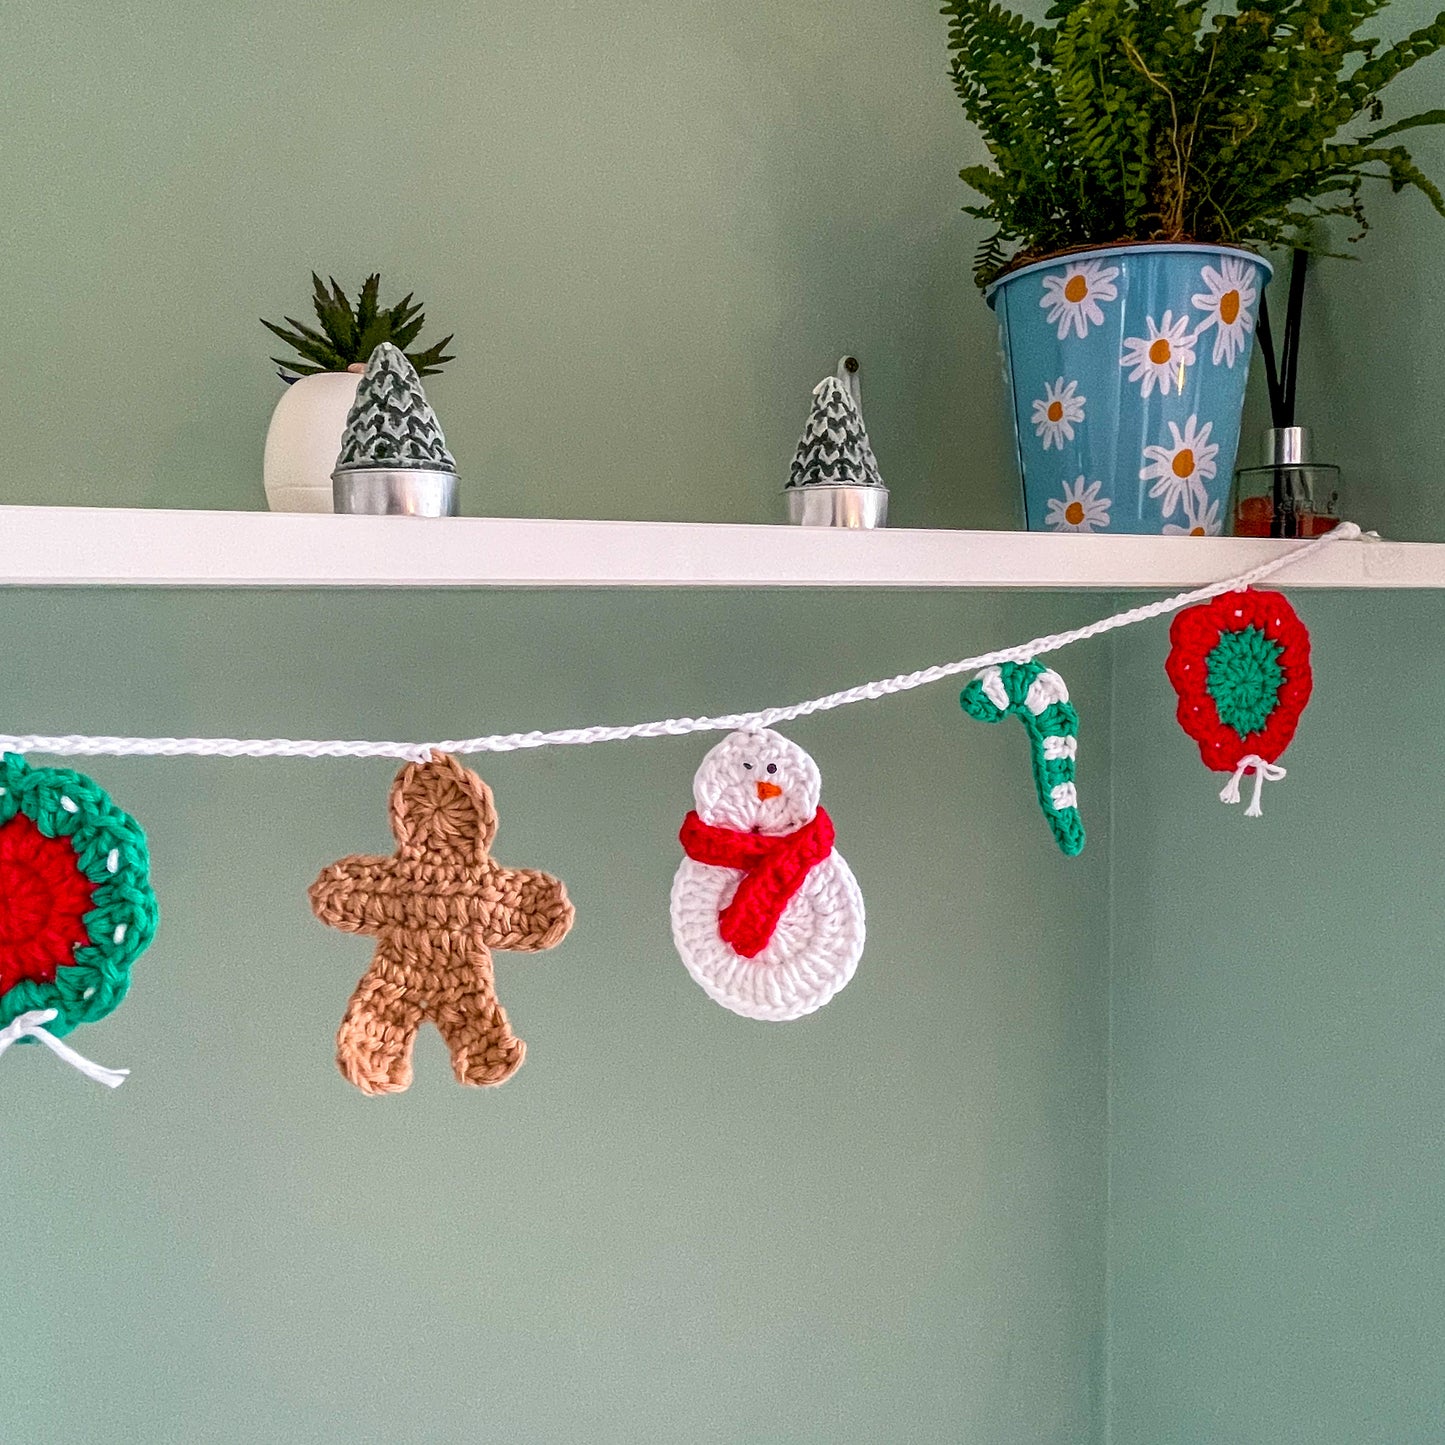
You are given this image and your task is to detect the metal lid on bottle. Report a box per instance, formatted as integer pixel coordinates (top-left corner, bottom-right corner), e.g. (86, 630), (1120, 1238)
(1264, 426), (1310, 467)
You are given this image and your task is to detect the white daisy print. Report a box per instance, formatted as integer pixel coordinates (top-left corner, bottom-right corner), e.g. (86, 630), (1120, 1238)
(1162, 494), (1223, 536)
(1031, 378), (1086, 450)
(1043, 476), (1111, 533)
(1140, 415), (1219, 518)
(1119, 310), (1197, 398)
(1040, 261), (1120, 340)
(1191, 257), (1259, 367)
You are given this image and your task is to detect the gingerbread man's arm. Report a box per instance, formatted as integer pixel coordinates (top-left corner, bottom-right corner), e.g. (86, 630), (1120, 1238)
(308, 854), (398, 936)
(479, 865), (574, 953)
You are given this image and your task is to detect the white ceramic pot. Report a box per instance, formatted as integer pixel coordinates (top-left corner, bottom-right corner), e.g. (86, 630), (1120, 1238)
(262, 370), (363, 513)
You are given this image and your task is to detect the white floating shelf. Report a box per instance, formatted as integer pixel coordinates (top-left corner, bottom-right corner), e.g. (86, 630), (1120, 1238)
(0, 505), (1437, 590)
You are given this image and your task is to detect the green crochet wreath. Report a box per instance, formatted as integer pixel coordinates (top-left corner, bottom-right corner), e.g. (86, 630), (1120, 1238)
(0, 754), (158, 1037)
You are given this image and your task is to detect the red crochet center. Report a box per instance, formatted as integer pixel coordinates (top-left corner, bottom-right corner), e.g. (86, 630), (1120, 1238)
(1165, 588), (1312, 773)
(0, 813), (96, 994)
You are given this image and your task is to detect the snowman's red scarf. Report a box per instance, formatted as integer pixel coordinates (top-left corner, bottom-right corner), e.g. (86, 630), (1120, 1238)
(678, 808), (835, 958)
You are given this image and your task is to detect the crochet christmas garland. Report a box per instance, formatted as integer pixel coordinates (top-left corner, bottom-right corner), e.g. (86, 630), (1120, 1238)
(0, 753), (158, 1037)
(1165, 589), (1312, 815)
(1166, 589), (1312, 771)
(309, 752), (574, 1095)
(670, 729), (866, 1023)
(960, 660), (1084, 856)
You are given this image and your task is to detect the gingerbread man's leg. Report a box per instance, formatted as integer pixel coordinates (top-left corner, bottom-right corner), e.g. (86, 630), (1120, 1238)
(429, 939), (526, 1088)
(336, 948), (425, 1096)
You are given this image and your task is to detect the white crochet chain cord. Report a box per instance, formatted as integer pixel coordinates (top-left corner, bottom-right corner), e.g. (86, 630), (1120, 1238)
(0, 524), (1362, 763)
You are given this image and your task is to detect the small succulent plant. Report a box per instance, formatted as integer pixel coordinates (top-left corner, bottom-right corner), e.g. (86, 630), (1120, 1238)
(262, 273), (455, 379)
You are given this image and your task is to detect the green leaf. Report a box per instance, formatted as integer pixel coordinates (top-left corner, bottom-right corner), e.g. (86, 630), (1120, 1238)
(354, 315), (394, 360)
(353, 273), (381, 337)
(1356, 144), (1445, 215)
(389, 313), (426, 351)
(265, 273), (454, 371)
(384, 292), (418, 328)
(309, 274), (355, 353)
(407, 335), (455, 377)
(1358, 107), (1445, 144)
(261, 318), (346, 371)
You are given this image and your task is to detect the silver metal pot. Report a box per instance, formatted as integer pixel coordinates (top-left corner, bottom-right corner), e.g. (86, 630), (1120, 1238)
(785, 484), (888, 529)
(332, 468), (459, 517)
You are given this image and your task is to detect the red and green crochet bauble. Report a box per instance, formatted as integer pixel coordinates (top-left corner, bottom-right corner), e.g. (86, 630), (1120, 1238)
(1165, 589), (1312, 815)
(0, 753), (158, 1037)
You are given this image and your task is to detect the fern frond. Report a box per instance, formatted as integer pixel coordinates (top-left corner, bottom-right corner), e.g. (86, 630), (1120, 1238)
(943, 0), (1445, 286)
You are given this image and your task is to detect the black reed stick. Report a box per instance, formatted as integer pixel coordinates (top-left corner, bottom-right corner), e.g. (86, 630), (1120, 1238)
(1255, 249), (1309, 430)
(1257, 296), (1285, 427)
(1281, 249), (1309, 425)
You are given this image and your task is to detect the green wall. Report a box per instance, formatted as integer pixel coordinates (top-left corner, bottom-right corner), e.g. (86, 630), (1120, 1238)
(7, 0), (1445, 1439)
(1108, 597), (1445, 1443)
(1107, 0), (1445, 1435)
(1, 12), (1113, 1435)
(1, 0), (1014, 530)
(0, 591), (1111, 1443)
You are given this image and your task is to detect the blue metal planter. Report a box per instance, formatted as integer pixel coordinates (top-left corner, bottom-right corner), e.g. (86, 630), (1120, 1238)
(987, 243), (1272, 535)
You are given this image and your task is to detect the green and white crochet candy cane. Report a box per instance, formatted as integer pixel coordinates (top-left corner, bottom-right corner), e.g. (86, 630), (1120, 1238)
(960, 660), (1084, 857)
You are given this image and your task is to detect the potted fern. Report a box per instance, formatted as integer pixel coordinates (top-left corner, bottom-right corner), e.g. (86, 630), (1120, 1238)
(945, 0), (1445, 534)
(261, 275), (454, 512)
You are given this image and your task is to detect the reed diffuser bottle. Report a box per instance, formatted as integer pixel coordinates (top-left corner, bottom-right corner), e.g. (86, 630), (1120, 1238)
(1232, 251), (1342, 538)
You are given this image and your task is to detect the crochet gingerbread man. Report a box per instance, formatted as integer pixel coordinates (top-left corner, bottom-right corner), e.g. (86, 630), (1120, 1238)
(309, 752), (574, 1095)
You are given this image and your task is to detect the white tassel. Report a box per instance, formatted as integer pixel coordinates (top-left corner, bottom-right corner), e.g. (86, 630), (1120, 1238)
(0, 1008), (129, 1088)
(1219, 754), (1287, 818)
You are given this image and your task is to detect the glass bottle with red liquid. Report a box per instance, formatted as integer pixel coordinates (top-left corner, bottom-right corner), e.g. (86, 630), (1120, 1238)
(1232, 426), (1340, 538)
(1232, 252), (1346, 539)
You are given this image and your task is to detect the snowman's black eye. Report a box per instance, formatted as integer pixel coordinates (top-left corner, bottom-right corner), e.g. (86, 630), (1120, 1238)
(766, 763), (777, 774)
(743, 762), (752, 770)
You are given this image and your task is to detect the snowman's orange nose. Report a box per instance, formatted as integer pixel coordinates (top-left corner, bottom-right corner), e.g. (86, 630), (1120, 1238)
(756, 780), (782, 801)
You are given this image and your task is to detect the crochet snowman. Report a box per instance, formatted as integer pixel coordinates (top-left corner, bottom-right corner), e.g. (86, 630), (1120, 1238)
(671, 729), (865, 1021)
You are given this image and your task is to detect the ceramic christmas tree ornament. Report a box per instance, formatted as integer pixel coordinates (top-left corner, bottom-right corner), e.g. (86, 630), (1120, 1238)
(1166, 588), (1312, 816)
(331, 342), (460, 516)
(786, 356), (888, 528)
(309, 752), (574, 1095)
(960, 660), (1085, 855)
(0, 754), (158, 1088)
(672, 730), (866, 1021)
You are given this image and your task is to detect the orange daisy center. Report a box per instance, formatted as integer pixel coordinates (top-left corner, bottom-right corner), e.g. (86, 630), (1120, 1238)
(1063, 275), (1088, 303)
(1046, 400), (1064, 422)
(1219, 290), (1240, 325)
(1172, 449), (1196, 479)
(1190, 526), (1206, 536)
(1064, 500), (1086, 525)
(1149, 339), (1172, 365)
